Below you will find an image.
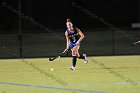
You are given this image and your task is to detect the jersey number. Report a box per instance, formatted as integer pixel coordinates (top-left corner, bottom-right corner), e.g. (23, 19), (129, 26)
(72, 37), (76, 42)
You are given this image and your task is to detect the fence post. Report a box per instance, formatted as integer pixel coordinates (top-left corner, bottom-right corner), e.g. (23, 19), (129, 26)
(112, 30), (115, 55)
(18, 0), (22, 58)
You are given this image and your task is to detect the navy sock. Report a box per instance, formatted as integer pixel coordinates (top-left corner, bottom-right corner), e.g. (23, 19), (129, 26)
(72, 56), (77, 67)
(78, 54), (85, 59)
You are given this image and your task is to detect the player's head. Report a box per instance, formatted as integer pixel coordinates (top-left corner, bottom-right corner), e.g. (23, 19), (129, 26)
(66, 18), (73, 29)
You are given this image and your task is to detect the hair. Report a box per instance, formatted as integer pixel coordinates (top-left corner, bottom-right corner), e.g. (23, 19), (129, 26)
(67, 18), (72, 23)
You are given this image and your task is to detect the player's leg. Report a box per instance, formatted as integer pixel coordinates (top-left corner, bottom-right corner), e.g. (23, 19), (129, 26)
(69, 46), (78, 70)
(76, 46), (88, 64)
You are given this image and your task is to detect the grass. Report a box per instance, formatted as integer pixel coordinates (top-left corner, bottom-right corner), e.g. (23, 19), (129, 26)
(0, 56), (140, 93)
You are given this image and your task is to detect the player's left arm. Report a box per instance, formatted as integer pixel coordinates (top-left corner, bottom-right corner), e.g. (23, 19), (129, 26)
(76, 28), (85, 44)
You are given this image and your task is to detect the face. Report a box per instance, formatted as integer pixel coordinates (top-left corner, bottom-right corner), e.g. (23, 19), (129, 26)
(66, 22), (73, 29)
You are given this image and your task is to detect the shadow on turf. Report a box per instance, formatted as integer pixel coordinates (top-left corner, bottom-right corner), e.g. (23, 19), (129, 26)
(90, 57), (137, 86)
(20, 59), (68, 86)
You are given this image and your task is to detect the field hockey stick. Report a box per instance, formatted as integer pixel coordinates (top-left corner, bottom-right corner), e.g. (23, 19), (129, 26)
(131, 41), (140, 46)
(49, 48), (70, 61)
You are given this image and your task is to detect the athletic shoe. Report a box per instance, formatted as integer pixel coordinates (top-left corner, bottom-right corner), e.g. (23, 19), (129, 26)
(83, 54), (88, 64)
(69, 66), (76, 70)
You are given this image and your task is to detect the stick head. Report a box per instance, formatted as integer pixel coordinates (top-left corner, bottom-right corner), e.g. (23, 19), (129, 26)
(49, 58), (54, 61)
(49, 56), (58, 61)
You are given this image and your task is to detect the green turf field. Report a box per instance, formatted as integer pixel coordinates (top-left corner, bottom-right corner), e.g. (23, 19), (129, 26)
(0, 56), (140, 93)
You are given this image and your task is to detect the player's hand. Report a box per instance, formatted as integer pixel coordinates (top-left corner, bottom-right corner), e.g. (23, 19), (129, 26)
(76, 41), (80, 45)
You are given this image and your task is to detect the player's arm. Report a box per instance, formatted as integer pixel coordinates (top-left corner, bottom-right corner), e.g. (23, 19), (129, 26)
(76, 28), (85, 44)
(65, 31), (70, 49)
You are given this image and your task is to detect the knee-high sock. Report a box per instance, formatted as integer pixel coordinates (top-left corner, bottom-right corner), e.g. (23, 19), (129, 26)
(72, 56), (77, 67)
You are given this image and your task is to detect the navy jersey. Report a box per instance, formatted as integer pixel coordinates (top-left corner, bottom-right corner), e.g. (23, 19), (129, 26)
(67, 27), (79, 43)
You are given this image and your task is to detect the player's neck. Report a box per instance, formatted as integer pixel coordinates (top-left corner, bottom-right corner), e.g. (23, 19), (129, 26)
(68, 27), (74, 32)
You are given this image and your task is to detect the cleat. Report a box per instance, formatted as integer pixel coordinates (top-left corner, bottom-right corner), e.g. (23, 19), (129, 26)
(83, 54), (88, 64)
(69, 66), (76, 70)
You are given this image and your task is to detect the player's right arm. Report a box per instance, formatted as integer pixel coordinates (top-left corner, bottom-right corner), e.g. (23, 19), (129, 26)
(65, 31), (70, 49)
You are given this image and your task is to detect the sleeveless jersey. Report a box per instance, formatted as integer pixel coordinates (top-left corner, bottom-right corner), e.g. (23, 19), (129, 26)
(67, 27), (79, 43)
